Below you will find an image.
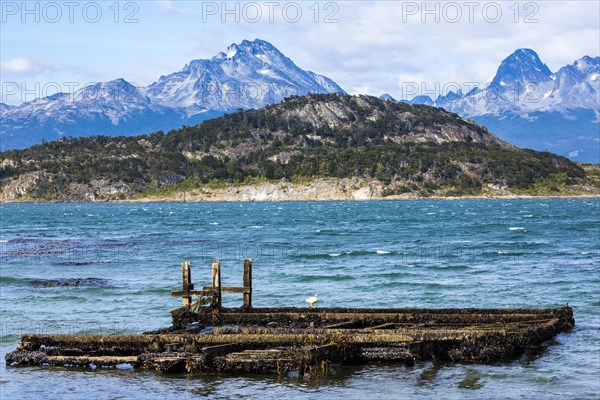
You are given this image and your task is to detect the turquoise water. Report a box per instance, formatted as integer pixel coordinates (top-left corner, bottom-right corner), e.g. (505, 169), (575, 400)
(1, 199), (598, 399)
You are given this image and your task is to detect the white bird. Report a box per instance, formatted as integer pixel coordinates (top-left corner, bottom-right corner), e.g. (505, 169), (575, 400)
(305, 294), (318, 309)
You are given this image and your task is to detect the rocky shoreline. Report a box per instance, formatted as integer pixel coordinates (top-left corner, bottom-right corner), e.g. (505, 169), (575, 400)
(2, 177), (598, 203)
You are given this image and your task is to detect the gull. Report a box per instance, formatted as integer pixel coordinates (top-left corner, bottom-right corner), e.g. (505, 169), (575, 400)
(305, 294), (318, 309)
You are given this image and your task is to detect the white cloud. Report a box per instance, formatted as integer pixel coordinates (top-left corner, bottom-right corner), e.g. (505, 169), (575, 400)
(240, 0), (600, 99)
(1, 58), (44, 76)
(2, 0), (598, 103)
(155, 0), (198, 17)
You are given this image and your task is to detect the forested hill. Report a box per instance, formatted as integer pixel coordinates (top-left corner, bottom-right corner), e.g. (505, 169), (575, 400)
(0, 94), (592, 201)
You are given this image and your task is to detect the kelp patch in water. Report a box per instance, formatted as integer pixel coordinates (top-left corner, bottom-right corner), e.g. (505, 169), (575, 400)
(30, 278), (113, 288)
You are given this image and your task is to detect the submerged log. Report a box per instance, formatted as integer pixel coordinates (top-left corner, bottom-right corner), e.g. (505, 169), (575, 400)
(6, 306), (574, 375)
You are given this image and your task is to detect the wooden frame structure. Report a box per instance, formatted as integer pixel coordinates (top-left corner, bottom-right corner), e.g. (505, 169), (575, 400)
(171, 259), (252, 312)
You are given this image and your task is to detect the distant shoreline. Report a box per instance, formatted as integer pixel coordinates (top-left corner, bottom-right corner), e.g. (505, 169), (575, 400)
(2, 177), (598, 204)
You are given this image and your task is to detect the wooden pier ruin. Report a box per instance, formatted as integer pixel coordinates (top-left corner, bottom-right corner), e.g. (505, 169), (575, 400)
(6, 259), (575, 376)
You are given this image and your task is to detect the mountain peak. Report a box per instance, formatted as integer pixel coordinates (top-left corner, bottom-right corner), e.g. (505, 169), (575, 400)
(79, 78), (138, 96)
(240, 38), (274, 47)
(212, 39), (281, 60)
(79, 78), (129, 93)
(145, 38), (343, 112)
(491, 48), (553, 88)
(407, 95), (434, 106)
(107, 78), (134, 87)
(572, 55), (600, 73)
(513, 48), (539, 57)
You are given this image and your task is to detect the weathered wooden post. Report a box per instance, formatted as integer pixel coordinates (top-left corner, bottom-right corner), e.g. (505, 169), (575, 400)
(243, 258), (252, 309)
(181, 261), (192, 307)
(212, 259), (221, 312)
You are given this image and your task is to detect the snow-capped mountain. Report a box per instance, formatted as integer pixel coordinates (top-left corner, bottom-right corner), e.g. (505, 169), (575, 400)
(492, 48), (553, 88)
(2, 43), (597, 162)
(146, 39), (344, 115)
(405, 49), (600, 162)
(438, 49), (599, 117)
(1, 79), (189, 149)
(6, 79), (165, 124)
(1, 39), (344, 150)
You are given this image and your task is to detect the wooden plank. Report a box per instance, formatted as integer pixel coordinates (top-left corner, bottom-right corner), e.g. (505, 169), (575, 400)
(181, 261), (191, 307)
(46, 355), (138, 366)
(323, 321), (358, 329)
(171, 290), (207, 297)
(370, 323), (399, 330)
(182, 261), (190, 290)
(201, 343), (237, 357)
(220, 286), (250, 294)
(210, 311), (555, 324)
(18, 332), (416, 349)
(243, 258), (252, 308)
(226, 349), (286, 361)
(208, 326), (451, 336)
(212, 259), (221, 312)
(213, 308), (558, 317)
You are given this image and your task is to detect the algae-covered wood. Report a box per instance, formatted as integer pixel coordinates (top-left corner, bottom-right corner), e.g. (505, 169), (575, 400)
(6, 306), (574, 375)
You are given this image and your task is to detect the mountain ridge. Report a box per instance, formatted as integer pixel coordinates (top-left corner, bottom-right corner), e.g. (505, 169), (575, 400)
(1, 39), (344, 150)
(2, 44), (598, 162)
(2, 93), (595, 202)
(393, 49), (599, 162)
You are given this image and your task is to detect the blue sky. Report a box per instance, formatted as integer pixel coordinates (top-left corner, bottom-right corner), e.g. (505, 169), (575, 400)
(1, 0), (599, 104)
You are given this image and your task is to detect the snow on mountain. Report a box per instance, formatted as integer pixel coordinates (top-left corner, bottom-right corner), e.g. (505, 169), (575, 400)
(306, 71), (345, 94)
(491, 48), (553, 88)
(0, 103), (15, 111)
(0, 103), (15, 119)
(416, 49), (599, 118)
(0, 79), (189, 149)
(408, 49), (600, 162)
(408, 95), (435, 106)
(2, 43), (597, 162)
(147, 39), (345, 115)
(1, 39), (344, 150)
(551, 56), (600, 112)
(4, 79), (166, 125)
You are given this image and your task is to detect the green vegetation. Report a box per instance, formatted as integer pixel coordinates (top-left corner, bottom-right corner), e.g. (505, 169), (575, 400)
(0, 93), (593, 201)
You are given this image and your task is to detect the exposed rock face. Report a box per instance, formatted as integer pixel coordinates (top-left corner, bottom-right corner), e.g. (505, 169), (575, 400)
(169, 178), (385, 202)
(1, 172), (44, 201)
(272, 97), (502, 148)
(1, 159), (17, 169)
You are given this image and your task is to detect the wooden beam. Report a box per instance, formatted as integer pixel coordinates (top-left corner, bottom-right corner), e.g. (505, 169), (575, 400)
(181, 261), (192, 307)
(16, 332), (416, 349)
(201, 343), (237, 357)
(370, 322), (399, 330)
(212, 259), (221, 312)
(171, 290), (210, 297)
(243, 258), (252, 309)
(220, 286), (250, 294)
(323, 321), (358, 329)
